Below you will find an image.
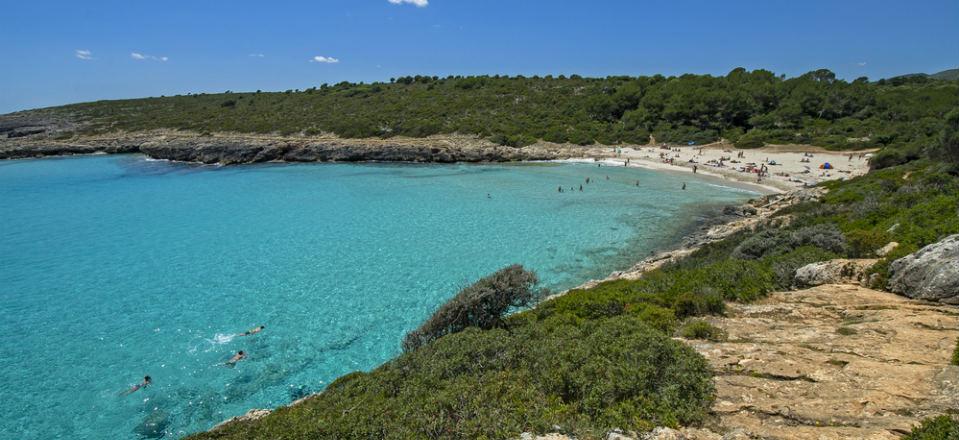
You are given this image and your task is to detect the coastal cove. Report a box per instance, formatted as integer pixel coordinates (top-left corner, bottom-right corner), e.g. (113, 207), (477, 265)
(0, 155), (757, 439)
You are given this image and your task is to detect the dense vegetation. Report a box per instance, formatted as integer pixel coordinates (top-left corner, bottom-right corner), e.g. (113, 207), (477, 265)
(54, 69), (957, 167)
(402, 264), (541, 352)
(195, 275), (715, 439)
(191, 158), (959, 440)
(903, 416), (959, 440)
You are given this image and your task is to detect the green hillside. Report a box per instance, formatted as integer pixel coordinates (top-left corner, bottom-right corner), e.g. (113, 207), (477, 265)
(38, 68), (958, 168)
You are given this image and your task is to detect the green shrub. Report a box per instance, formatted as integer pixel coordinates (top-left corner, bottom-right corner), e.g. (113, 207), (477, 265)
(402, 265), (540, 352)
(191, 317), (715, 440)
(672, 291), (725, 318)
(844, 229), (892, 257)
(732, 224), (846, 260)
(902, 416), (959, 440)
(632, 304), (678, 333)
(679, 320), (725, 341)
(734, 131), (766, 148)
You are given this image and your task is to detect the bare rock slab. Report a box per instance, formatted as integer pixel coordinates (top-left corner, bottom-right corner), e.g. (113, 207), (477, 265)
(686, 284), (959, 439)
(793, 258), (877, 287)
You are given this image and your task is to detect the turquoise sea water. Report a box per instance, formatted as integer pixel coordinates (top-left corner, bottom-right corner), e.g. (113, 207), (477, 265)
(0, 155), (756, 439)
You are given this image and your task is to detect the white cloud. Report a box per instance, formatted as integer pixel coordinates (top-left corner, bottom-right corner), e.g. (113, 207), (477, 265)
(857, 61), (867, 67)
(249, 53), (265, 58)
(75, 49), (93, 60)
(310, 55), (340, 64)
(131, 52), (168, 62)
(388, 0), (428, 7)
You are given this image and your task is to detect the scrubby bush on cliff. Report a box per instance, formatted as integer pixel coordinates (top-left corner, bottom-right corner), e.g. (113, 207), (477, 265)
(731, 224), (846, 260)
(402, 264), (540, 352)
(192, 317), (714, 440)
(902, 415), (959, 440)
(678, 319), (725, 341)
(952, 337), (959, 366)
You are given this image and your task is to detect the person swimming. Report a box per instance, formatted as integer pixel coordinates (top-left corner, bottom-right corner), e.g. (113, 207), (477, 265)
(227, 350), (246, 366)
(123, 376), (152, 395)
(682, 182), (687, 190)
(239, 325), (265, 337)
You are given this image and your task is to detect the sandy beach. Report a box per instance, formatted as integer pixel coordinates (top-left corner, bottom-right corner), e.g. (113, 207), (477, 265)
(576, 143), (876, 193)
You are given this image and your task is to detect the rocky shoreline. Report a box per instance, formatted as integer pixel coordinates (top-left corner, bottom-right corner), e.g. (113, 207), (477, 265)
(564, 187), (823, 294)
(0, 130), (600, 164)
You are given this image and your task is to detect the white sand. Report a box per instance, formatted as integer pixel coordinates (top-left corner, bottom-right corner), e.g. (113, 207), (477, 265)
(574, 143), (874, 193)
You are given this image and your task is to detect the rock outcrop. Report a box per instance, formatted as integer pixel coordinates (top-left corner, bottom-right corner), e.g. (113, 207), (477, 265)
(0, 130), (595, 164)
(887, 234), (959, 305)
(875, 241), (899, 257)
(687, 284), (959, 439)
(211, 409), (272, 431)
(793, 258), (877, 287)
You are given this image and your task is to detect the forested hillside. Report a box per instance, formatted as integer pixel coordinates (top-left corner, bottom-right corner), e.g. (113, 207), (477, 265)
(48, 68), (958, 168)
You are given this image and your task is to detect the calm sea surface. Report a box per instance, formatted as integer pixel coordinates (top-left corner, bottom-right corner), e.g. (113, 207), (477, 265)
(0, 155), (756, 439)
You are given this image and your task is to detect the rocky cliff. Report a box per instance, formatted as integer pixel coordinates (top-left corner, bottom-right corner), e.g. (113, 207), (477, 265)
(0, 113), (594, 165)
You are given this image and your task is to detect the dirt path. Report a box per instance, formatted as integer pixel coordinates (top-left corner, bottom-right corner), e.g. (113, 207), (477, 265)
(688, 284), (959, 439)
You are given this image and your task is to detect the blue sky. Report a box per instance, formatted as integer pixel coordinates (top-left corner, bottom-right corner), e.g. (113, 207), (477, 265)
(1, 0), (956, 113)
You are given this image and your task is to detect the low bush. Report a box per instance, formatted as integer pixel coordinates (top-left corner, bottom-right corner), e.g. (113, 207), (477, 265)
(402, 264), (540, 352)
(678, 320), (725, 341)
(902, 415), (959, 440)
(732, 224), (846, 260)
(193, 317), (715, 439)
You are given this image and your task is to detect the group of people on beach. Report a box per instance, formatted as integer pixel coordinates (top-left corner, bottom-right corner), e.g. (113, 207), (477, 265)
(556, 169), (687, 193)
(123, 325), (265, 395)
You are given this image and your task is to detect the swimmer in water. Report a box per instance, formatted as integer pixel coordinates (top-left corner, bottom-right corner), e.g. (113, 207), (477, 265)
(682, 182), (687, 190)
(227, 350), (246, 366)
(123, 376), (152, 395)
(239, 325), (265, 337)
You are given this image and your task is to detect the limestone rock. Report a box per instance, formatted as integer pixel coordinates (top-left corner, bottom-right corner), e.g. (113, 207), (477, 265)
(876, 241), (899, 257)
(793, 259), (877, 287)
(888, 234), (959, 304)
(687, 284), (959, 439)
(211, 408), (272, 431)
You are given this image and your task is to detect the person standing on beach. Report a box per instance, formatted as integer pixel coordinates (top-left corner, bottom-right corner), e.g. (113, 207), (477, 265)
(693, 165), (698, 174)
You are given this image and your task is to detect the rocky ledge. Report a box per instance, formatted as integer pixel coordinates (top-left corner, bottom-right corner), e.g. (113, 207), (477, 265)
(0, 130), (597, 165)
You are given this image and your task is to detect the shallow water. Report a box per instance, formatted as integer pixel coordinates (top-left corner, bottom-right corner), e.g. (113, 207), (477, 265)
(0, 155), (756, 439)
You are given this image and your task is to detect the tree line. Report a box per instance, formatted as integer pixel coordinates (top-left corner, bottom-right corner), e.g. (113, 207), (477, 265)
(61, 68), (959, 168)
